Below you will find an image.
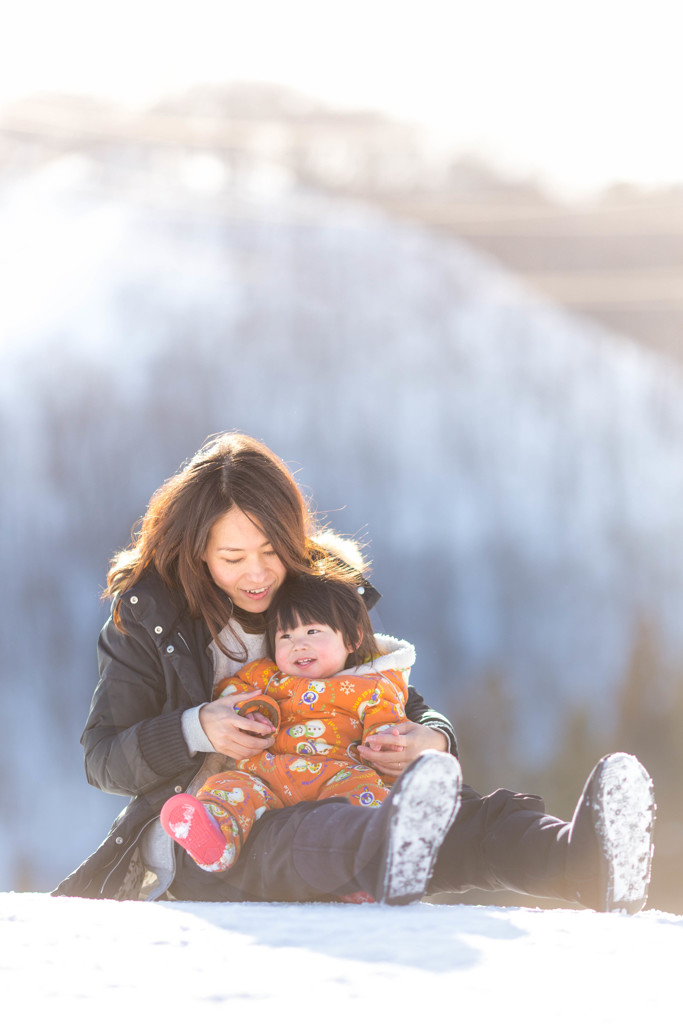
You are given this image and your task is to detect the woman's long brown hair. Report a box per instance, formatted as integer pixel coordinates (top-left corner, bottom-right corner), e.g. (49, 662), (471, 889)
(105, 432), (365, 654)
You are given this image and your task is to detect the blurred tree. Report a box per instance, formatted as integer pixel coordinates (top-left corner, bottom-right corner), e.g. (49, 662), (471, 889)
(452, 669), (520, 796)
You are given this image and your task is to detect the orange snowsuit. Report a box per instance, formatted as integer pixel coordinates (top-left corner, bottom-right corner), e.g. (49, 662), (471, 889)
(194, 634), (414, 870)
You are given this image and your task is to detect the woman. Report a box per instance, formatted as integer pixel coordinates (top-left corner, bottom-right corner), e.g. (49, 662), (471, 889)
(54, 432), (655, 911)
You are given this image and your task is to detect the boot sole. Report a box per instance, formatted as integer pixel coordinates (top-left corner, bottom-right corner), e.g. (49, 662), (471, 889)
(380, 751), (462, 906)
(593, 753), (655, 913)
(160, 793), (234, 871)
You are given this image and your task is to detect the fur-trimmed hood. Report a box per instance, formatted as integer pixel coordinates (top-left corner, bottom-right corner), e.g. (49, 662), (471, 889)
(349, 634), (416, 675)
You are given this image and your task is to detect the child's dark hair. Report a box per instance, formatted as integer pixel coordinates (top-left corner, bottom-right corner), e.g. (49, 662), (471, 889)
(266, 574), (380, 668)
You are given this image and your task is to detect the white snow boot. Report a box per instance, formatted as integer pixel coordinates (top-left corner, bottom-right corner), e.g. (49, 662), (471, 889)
(377, 750), (463, 905)
(569, 752), (655, 914)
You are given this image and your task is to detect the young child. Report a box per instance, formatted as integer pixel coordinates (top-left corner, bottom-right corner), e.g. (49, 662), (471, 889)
(160, 574), (416, 873)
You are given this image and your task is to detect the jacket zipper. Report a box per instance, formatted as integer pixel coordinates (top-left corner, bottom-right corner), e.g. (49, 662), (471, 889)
(177, 631), (192, 653)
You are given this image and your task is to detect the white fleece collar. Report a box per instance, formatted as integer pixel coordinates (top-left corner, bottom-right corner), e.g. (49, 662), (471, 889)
(348, 633), (416, 675)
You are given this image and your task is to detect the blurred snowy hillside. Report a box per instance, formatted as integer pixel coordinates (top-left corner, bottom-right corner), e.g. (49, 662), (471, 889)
(1, 87), (682, 910)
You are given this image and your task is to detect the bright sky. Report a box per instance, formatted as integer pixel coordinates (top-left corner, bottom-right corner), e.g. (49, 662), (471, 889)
(1, 0), (682, 197)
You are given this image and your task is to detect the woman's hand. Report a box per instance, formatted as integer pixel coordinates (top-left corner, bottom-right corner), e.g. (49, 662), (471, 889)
(357, 722), (449, 778)
(199, 689), (276, 759)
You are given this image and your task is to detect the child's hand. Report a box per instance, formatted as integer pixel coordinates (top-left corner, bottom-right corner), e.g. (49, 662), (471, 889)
(244, 711), (272, 726)
(358, 723), (449, 777)
(234, 694), (280, 728)
(358, 728), (407, 775)
(242, 710), (276, 736)
(199, 689), (276, 759)
(363, 728), (404, 754)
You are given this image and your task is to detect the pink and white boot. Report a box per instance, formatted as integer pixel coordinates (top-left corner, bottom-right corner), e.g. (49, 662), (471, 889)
(160, 793), (237, 872)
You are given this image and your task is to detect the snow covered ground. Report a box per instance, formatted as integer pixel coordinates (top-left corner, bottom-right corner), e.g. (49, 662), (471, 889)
(2, 892), (681, 1021)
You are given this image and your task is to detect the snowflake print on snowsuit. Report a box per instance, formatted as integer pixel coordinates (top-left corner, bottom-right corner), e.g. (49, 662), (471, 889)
(192, 634), (414, 871)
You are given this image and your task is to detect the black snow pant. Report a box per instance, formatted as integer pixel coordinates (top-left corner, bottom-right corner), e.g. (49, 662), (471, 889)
(168, 784), (574, 904)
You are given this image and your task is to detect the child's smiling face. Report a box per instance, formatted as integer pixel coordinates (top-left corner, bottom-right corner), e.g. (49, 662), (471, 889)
(274, 620), (356, 679)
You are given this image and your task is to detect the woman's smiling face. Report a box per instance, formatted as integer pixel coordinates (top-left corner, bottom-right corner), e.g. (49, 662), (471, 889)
(204, 506), (287, 612)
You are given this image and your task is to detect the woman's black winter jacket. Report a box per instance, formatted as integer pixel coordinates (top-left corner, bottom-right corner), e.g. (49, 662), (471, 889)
(53, 571), (457, 901)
